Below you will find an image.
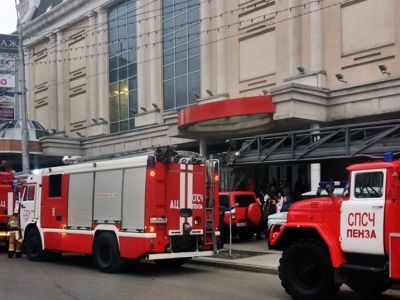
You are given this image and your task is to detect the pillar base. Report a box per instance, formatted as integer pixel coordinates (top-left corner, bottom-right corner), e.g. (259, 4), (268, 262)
(87, 124), (108, 137)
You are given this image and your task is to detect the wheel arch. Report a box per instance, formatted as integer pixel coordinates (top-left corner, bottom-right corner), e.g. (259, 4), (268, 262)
(274, 225), (346, 268)
(24, 223), (44, 249)
(92, 228), (119, 252)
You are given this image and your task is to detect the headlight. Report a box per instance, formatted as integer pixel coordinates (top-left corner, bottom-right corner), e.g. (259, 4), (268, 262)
(194, 216), (201, 225)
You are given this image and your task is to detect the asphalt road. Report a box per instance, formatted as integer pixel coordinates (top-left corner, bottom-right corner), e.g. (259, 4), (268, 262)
(1, 251), (400, 300)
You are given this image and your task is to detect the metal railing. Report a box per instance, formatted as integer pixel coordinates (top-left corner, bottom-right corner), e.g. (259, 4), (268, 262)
(222, 119), (400, 165)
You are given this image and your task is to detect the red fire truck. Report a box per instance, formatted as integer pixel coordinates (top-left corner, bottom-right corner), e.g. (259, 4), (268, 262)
(269, 154), (400, 299)
(20, 148), (220, 272)
(0, 172), (18, 242)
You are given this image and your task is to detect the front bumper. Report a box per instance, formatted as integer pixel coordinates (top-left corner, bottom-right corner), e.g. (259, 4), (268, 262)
(146, 250), (215, 260)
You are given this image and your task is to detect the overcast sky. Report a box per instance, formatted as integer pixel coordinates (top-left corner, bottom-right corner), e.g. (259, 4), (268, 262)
(0, 0), (18, 34)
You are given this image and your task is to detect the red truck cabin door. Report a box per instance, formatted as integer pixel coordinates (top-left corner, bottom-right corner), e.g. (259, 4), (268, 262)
(41, 174), (68, 228)
(340, 169), (386, 255)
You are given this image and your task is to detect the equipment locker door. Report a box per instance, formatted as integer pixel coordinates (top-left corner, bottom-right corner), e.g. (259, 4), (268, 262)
(40, 174), (68, 229)
(165, 163), (206, 235)
(340, 169), (386, 255)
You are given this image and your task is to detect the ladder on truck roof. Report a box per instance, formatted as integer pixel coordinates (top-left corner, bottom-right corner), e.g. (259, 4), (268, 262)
(205, 160), (219, 254)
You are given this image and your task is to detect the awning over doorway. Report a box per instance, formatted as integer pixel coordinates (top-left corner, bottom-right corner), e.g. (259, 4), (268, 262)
(177, 96), (276, 138)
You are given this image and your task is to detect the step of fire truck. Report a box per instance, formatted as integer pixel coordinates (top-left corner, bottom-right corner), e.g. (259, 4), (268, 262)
(204, 208), (217, 254)
(339, 263), (387, 273)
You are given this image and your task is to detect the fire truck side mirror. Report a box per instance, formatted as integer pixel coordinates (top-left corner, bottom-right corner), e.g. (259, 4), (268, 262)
(391, 172), (399, 201)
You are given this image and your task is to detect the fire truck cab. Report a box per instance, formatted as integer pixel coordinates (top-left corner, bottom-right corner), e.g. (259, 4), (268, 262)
(269, 154), (400, 299)
(0, 172), (19, 242)
(20, 148), (220, 272)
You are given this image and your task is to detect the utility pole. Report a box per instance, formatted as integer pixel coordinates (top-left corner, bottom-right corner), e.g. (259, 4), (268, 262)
(14, 0), (30, 174)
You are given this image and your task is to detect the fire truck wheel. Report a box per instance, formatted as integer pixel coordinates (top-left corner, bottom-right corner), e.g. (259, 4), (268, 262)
(346, 272), (391, 295)
(24, 229), (46, 262)
(279, 239), (337, 300)
(93, 232), (123, 273)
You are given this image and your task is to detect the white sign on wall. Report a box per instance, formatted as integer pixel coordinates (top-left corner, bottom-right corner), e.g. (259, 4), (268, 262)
(0, 74), (15, 88)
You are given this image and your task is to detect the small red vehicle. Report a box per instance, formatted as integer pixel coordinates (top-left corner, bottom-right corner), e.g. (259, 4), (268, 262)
(219, 191), (261, 241)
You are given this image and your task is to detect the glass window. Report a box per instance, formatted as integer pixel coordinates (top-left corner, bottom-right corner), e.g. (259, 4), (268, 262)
(188, 71), (200, 104)
(120, 94), (129, 120)
(109, 70), (118, 84)
(188, 56), (199, 73)
(129, 91), (138, 116)
(110, 96), (119, 122)
(109, 56), (118, 71)
(163, 64), (174, 80)
(23, 185), (36, 202)
(119, 66), (128, 80)
(175, 75), (187, 108)
(235, 195), (255, 207)
(108, 0), (137, 133)
(49, 175), (62, 198)
(162, 0), (200, 111)
(163, 79), (175, 109)
(219, 195), (230, 208)
(175, 60), (187, 77)
(354, 172), (384, 198)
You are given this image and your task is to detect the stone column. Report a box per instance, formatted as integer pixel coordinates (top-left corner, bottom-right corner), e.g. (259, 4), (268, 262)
(23, 54), (30, 120)
(87, 12), (98, 122)
(310, 0), (323, 72)
(48, 33), (57, 131)
(56, 30), (65, 132)
(27, 49), (35, 119)
(137, 0), (148, 111)
(200, 0), (212, 98)
(200, 139), (207, 157)
(149, 0), (161, 110)
(288, 0), (302, 76)
(215, 0), (227, 94)
(96, 8), (109, 123)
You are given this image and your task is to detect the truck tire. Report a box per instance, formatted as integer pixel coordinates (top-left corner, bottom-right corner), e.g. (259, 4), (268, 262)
(93, 232), (123, 273)
(279, 239), (338, 300)
(247, 203), (262, 226)
(346, 272), (391, 295)
(24, 229), (46, 262)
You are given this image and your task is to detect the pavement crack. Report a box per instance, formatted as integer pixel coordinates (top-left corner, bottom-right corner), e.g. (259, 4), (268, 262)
(55, 284), (81, 300)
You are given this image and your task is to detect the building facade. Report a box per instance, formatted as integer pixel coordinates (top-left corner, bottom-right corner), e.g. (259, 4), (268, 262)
(17, 0), (400, 190)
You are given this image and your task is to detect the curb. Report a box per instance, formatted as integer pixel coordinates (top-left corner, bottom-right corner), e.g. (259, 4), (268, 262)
(190, 259), (400, 292)
(189, 258), (279, 275)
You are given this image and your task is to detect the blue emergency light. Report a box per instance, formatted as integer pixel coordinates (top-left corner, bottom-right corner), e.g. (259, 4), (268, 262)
(383, 152), (394, 162)
(319, 181), (347, 189)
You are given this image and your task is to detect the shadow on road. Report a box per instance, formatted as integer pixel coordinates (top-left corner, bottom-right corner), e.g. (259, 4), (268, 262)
(22, 253), (208, 277)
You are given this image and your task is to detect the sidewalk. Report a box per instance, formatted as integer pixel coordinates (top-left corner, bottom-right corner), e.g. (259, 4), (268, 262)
(191, 238), (281, 275)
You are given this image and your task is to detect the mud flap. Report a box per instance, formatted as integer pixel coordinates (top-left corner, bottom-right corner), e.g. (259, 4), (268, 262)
(390, 233), (400, 279)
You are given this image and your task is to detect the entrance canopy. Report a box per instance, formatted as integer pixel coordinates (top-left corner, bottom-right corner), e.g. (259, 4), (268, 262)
(177, 96), (276, 138)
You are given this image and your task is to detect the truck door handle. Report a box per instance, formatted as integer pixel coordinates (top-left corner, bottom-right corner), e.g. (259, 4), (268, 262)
(372, 205), (384, 209)
(56, 215), (62, 221)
